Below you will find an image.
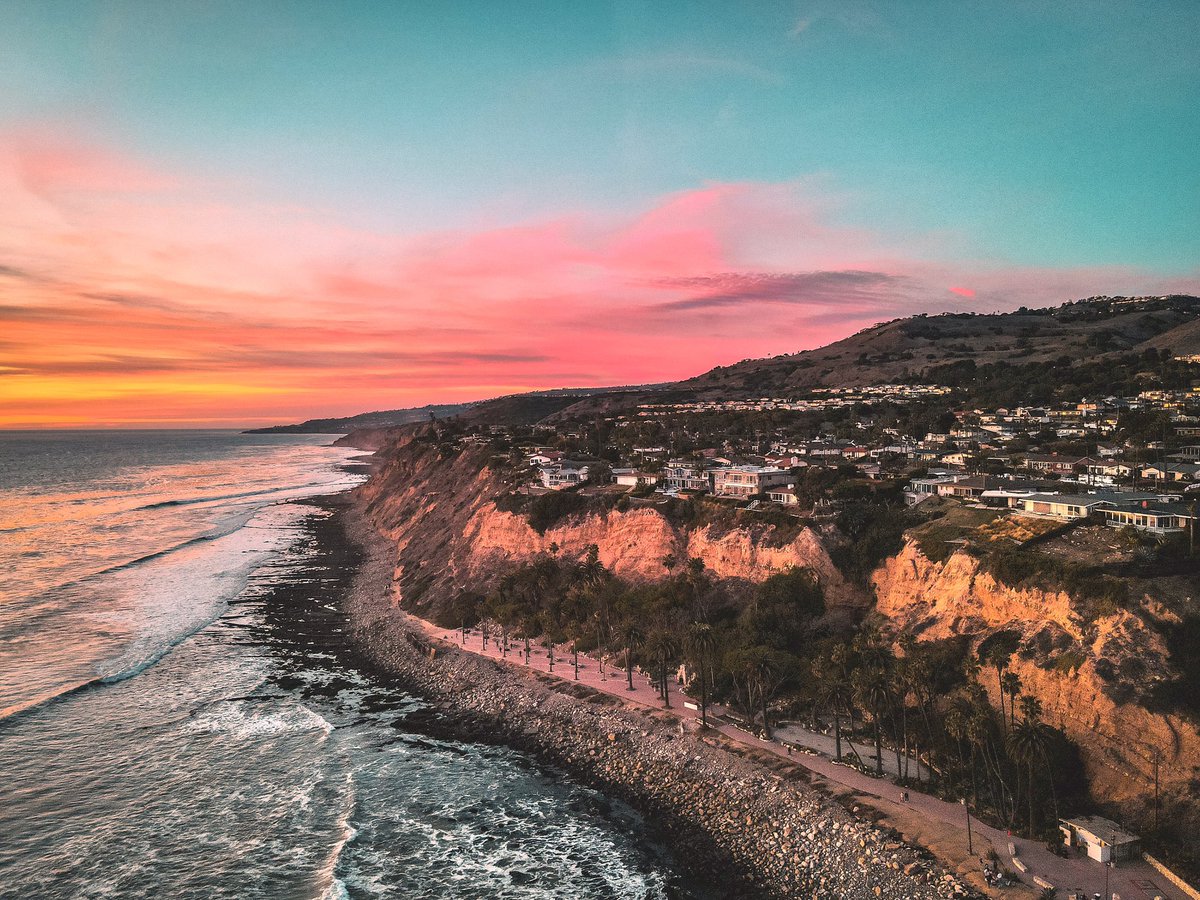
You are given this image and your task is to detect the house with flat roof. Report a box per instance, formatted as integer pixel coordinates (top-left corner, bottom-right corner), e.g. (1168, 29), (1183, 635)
(538, 461), (591, 490)
(1101, 498), (1195, 534)
(712, 465), (792, 498)
(1059, 816), (1140, 863)
(1014, 493), (1113, 521)
(660, 459), (711, 493)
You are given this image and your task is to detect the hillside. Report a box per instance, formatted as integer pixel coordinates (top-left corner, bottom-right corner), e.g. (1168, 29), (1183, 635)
(675, 294), (1200, 398)
(245, 403), (473, 434)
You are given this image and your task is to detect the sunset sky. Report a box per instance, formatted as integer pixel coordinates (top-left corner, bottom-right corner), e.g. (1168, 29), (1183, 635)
(2, 2), (1198, 427)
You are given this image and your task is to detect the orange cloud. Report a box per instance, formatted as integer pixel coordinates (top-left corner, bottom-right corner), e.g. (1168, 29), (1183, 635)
(2, 131), (1198, 428)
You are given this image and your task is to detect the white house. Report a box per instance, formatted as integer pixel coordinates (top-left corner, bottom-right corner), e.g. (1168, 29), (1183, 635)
(1014, 493), (1113, 521)
(711, 465), (793, 498)
(539, 462), (591, 490)
(1059, 816), (1140, 863)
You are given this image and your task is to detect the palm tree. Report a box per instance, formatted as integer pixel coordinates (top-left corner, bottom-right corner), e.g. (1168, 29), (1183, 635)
(982, 643), (1013, 730)
(622, 623), (644, 692)
(578, 544), (606, 587)
(1007, 714), (1045, 837)
(687, 622), (716, 727)
(647, 631), (679, 707)
(854, 665), (891, 775)
(1001, 671), (1023, 730)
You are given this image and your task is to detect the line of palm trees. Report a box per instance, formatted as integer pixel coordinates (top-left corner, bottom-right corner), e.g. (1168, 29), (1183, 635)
(469, 545), (1075, 839)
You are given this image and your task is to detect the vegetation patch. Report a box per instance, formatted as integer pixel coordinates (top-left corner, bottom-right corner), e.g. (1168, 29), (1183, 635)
(911, 505), (1001, 563)
(979, 548), (1129, 622)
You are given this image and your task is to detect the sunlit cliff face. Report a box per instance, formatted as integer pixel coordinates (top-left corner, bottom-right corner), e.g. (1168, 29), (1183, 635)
(3, 133), (1197, 428)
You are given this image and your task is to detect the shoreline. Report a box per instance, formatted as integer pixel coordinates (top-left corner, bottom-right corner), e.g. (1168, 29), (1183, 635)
(335, 493), (980, 900)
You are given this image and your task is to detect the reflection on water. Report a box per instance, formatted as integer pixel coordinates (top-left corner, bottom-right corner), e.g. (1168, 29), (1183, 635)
(0, 432), (697, 899)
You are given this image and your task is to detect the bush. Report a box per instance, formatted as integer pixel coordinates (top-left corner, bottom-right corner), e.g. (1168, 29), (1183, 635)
(525, 490), (591, 534)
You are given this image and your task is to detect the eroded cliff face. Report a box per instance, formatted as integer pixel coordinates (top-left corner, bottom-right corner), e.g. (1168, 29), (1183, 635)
(356, 434), (864, 625)
(872, 540), (1200, 806)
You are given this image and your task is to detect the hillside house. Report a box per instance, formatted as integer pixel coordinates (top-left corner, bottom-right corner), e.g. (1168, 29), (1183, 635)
(1014, 493), (1113, 521)
(661, 459), (711, 493)
(712, 465), (793, 498)
(1022, 454), (1094, 476)
(1101, 499), (1195, 534)
(1140, 462), (1200, 482)
(937, 474), (990, 499)
(538, 462), (591, 490)
(766, 485), (802, 506)
(612, 469), (658, 488)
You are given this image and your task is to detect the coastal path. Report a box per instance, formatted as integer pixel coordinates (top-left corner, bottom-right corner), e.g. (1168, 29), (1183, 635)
(412, 618), (1186, 900)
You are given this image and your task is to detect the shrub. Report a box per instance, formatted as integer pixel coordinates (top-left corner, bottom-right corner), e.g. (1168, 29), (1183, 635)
(525, 490), (592, 534)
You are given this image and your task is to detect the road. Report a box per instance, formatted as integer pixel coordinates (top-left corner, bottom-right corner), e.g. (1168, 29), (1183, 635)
(413, 618), (1186, 900)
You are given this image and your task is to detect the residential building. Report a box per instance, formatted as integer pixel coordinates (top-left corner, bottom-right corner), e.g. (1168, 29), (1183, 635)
(1140, 462), (1200, 482)
(1014, 493), (1113, 521)
(538, 462), (591, 490)
(766, 485), (802, 506)
(711, 465), (793, 498)
(661, 459), (711, 493)
(1101, 499), (1194, 534)
(1022, 454), (1094, 475)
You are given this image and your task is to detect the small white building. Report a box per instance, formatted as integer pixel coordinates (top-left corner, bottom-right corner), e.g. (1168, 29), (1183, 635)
(1014, 493), (1112, 521)
(1059, 816), (1140, 863)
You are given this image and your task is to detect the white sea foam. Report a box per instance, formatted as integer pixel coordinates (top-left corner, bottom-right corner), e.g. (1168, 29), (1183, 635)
(184, 700), (334, 739)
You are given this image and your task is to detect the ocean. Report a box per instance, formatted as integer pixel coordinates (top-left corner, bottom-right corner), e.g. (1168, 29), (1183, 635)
(0, 430), (692, 899)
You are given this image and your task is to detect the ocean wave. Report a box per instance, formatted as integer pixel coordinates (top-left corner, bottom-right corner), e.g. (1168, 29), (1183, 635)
(0, 676), (105, 724)
(132, 481), (337, 512)
(316, 772), (357, 900)
(182, 700), (335, 739)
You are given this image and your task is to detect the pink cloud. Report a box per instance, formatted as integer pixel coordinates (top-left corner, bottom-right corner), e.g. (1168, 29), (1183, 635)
(3, 130), (1199, 427)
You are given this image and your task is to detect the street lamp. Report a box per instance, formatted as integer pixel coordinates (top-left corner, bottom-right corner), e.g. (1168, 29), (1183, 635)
(960, 798), (973, 855)
(1104, 859), (1112, 900)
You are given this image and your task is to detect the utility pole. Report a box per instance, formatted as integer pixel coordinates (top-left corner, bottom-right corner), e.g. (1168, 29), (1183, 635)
(573, 644), (579, 680)
(1151, 746), (1162, 832)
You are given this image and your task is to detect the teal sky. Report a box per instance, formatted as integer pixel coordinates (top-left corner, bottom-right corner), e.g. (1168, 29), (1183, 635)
(3, 0), (1198, 270)
(3, 2), (1200, 426)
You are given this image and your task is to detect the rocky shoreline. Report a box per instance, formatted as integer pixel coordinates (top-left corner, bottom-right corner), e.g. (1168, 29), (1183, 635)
(339, 496), (981, 900)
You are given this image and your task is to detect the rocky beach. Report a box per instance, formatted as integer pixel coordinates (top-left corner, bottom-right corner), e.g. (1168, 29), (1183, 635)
(340, 494), (981, 900)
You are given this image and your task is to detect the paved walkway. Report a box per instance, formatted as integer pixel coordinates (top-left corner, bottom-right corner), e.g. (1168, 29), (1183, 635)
(414, 618), (1185, 900)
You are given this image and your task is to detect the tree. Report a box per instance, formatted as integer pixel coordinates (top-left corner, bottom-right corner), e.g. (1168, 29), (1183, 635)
(1001, 671), (1023, 730)
(622, 623), (644, 692)
(687, 622), (716, 727)
(646, 630), (679, 707)
(853, 664), (892, 775)
(1007, 710), (1046, 837)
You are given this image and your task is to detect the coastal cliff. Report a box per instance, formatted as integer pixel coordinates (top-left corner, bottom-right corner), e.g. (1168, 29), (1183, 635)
(351, 428), (1200, 881)
(872, 539), (1200, 815)
(356, 431), (864, 623)
(342, 500), (977, 900)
